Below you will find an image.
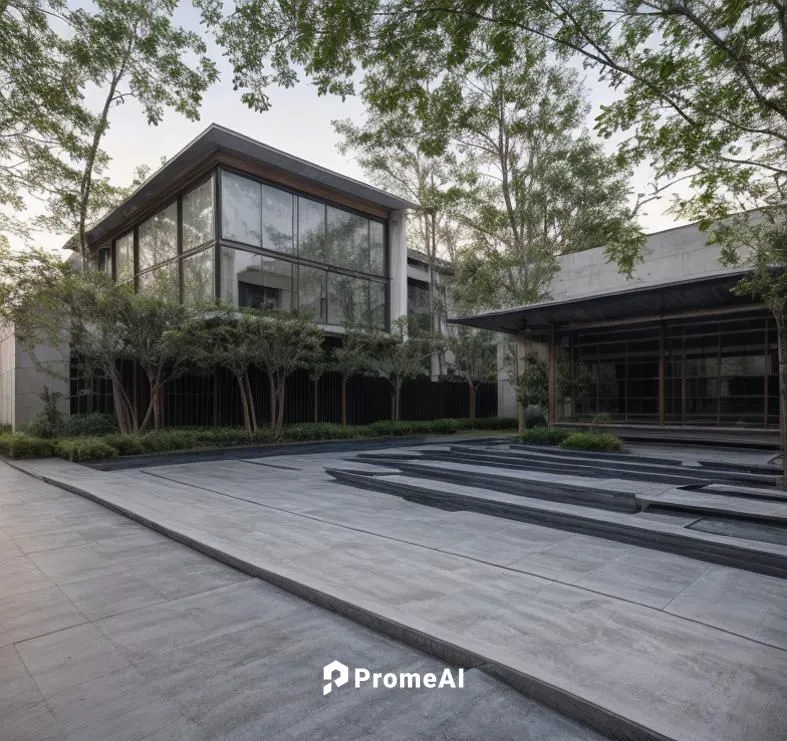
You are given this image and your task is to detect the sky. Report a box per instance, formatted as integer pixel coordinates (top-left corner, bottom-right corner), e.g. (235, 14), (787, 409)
(15, 19), (693, 254)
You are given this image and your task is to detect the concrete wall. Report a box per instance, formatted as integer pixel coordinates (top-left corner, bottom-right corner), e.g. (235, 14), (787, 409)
(0, 324), (15, 428)
(550, 221), (742, 301)
(13, 340), (70, 429)
(0, 325), (70, 431)
(495, 220), (748, 417)
(389, 209), (408, 324)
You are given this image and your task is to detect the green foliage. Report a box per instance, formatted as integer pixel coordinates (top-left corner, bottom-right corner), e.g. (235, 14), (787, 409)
(358, 317), (436, 420)
(590, 413), (613, 429)
(517, 356), (549, 410)
(0, 433), (56, 458)
(560, 432), (625, 453)
(54, 437), (117, 461)
(0, 424), (12, 435)
(281, 423), (367, 441)
(22, 387), (65, 439)
(0, 416), (520, 460)
(471, 416), (518, 430)
(62, 413), (118, 437)
(519, 428), (571, 446)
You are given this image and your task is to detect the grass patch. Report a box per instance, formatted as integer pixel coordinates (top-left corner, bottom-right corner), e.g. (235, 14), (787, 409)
(560, 431), (625, 452)
(519, 427), (571, 445)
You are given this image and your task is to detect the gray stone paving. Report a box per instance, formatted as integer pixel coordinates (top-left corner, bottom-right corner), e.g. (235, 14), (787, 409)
(0, 461), (605, 741)
(11, 448), (787, 741)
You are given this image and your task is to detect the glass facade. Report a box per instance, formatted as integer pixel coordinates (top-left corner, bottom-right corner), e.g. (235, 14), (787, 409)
(138, 203), (177, 271)
(137, 260), (179, 303)
(182, 248), (214, 305)
(103, 167), (388, 330)
(182, 179), (214, 251)
(116, 232), (134, 283)
(219, 168), (387, 329)
(560, 311), (777, 427)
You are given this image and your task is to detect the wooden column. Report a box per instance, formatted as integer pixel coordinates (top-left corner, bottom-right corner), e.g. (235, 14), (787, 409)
(658, 322), (665, 426)
(548, 324), (557, 426)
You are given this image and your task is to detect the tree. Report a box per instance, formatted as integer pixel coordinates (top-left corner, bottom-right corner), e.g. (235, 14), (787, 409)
(3, 0), (216, 265)
(119, 296), (196, 431)
(199, 307), (259, 437)
(245, 312), (323, 436)
(412, 34), (642, 309)
(517, 356), (549, 430)
(448, 327), (497, 421)
(360, 318), (434, 421)
(308, 343), (328, 423)
(0, 0), (92, 239)
(332, 328), (372, 426)
(334, 112), (465, 331)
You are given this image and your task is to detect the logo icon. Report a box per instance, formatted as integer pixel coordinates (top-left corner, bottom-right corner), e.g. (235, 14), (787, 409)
(323, 660), (349, 695)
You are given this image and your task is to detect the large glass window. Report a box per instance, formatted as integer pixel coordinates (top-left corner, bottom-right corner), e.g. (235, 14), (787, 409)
(261, 184), (295, 254)
(370, 281), (386, 330)
(298, 197), (326, 262)
(298, 265), (327, 323)
(328, 273), (365, 326)
(137, 261), (179, 303)
(138, 203), (177, 271)
(116, 232), (134, 283)
(97, 246), (111, 276)
(326, 206), (369, 272)
(182, 248), (215, 305)
(222, 172), (261, 246)
(220, 247), (294, 311)
(182, 178), (214, 251)
(370, 221), (385, 275)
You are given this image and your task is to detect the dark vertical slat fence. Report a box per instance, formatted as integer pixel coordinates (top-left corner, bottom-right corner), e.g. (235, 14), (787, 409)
(70, 362), (498, 427)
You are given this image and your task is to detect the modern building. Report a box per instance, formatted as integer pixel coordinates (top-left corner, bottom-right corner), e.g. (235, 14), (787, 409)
(454, 217), (778, 430)
(0, 124), (417, 429)
(86, 124), (415, 329)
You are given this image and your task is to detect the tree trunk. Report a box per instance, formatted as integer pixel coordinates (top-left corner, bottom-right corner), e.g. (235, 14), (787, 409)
(112, 380), (130, 434)
(393, 382), (402, 421)
(468, 381), (476, 422)
(776, 315), (787, 490)
(268, 371), (276, 430)
(341, 377), (348, 426)
(111, 367), (138, 433)
(243, 371), (257, 433)
(235, 373), (252, 437)
(276, 375), (286, 435)
(313, 377), (319, 423)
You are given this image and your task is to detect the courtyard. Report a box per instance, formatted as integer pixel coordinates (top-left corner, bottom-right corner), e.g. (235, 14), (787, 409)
(2, 437), (786, 740)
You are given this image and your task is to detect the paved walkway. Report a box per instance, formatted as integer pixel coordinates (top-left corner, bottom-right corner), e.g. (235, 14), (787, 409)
(0, 461), (604, 741)
(9, 449), (787, 741)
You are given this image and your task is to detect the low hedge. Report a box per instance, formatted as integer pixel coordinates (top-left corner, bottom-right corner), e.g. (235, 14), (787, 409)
(0, 417), (518, 461)
(54, 438), (118, 461)
(0, 433), (56, 458)
(519, 427), (571, 445)
(559, 431), (625, 452)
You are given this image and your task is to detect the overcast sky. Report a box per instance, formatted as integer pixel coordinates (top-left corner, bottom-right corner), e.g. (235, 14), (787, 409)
(17, 28), (693, 254)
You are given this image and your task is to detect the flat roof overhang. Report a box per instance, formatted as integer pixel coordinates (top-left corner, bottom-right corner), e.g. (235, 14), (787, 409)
(80, 124), (418, 247)
(450, 271), (758, 334)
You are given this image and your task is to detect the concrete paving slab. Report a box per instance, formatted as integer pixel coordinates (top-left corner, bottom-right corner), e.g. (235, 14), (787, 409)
(12, 454), (787, 741)
(0, 584), (86, 646)
(0, 459), (604, 741)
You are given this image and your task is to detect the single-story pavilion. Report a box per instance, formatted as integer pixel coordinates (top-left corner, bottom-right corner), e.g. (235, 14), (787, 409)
(452, 219), (778, 430)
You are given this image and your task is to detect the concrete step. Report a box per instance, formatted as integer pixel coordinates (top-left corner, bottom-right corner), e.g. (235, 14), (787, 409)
(352, 455), (639, 513)
(326, 468), (787, 578)
(463, 445), (780, 487)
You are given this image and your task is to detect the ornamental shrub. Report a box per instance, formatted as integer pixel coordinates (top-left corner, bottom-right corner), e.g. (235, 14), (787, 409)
(54, 438), (118, 461)
(560, 431), (625, 452)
